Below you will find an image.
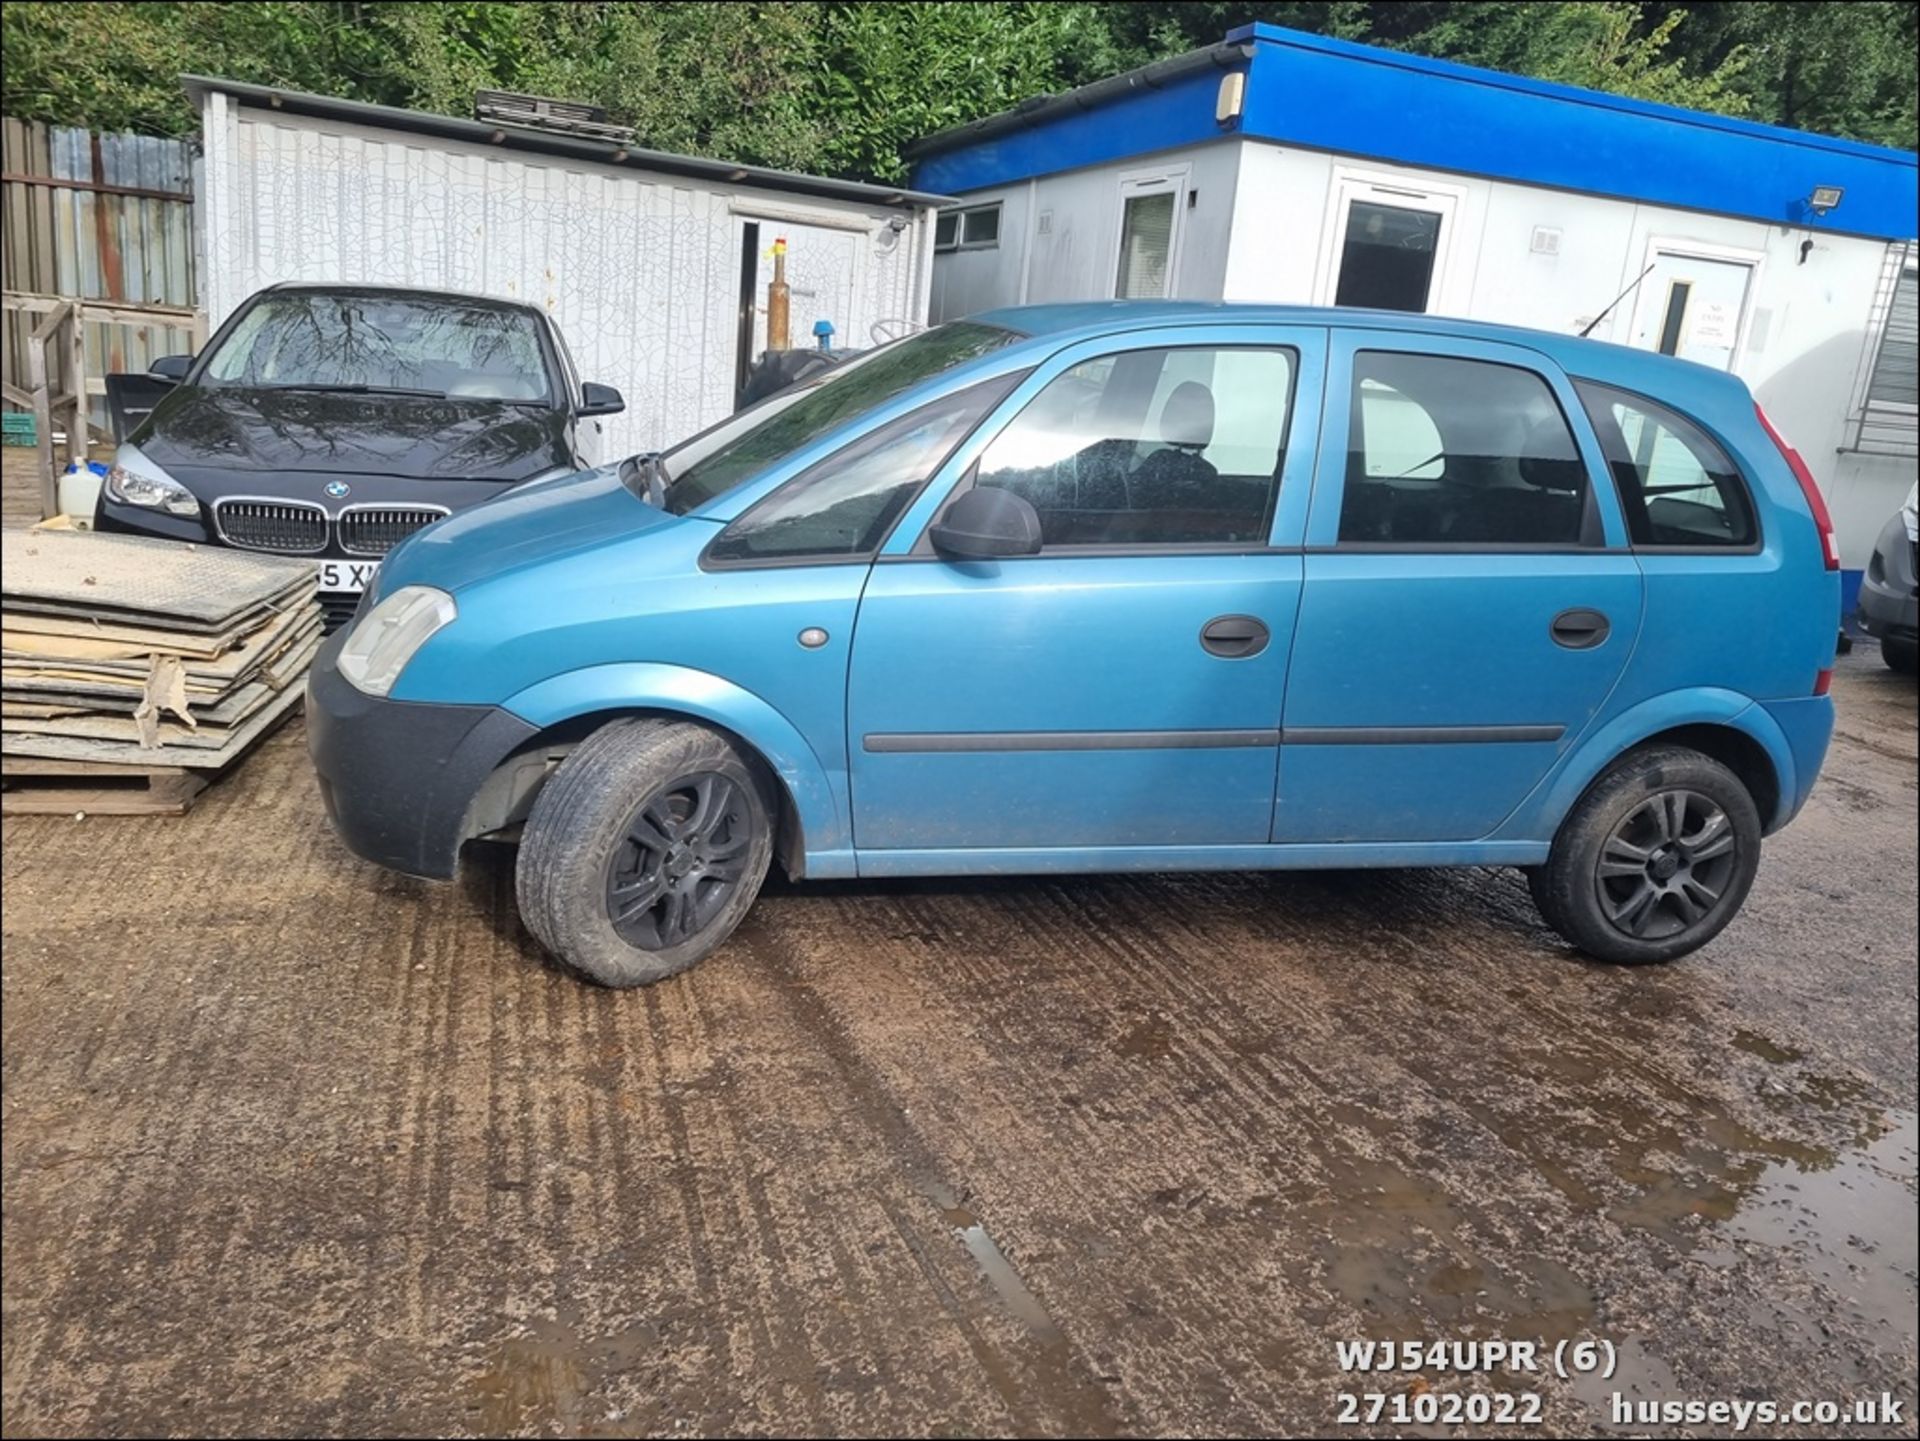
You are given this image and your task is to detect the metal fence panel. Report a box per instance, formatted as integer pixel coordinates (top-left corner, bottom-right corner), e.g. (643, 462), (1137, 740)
(2, 117), (200, 435)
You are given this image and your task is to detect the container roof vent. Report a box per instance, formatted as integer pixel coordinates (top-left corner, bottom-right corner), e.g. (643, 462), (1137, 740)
(473, 89), (635, 144)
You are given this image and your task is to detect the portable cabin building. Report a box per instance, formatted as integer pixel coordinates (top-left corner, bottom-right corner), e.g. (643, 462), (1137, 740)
(911, 24), (1919, 599)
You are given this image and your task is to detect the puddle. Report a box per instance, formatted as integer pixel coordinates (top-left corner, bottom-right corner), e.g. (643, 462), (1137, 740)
(1731, 1029), (1805, 1066)
(466, 1309), (663, 1435)
(1721, 1108), (1919, 1336)
(1570, 1110), (1917, 1427)
(1112, 1014), (1174, 1059)
(1568, 1336), (1686, 1423)
(469, 1318), (588, 1434)
(927, 1181), (1065, 1344)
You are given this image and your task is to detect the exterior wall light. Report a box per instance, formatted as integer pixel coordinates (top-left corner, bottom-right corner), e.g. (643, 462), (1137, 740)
(1808, 186), (1844, 215)
(1216, 72), (1247, 127)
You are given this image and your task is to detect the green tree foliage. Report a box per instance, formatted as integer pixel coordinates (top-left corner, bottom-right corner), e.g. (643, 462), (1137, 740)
(1661, 1), (1918, 152)
(2, 0), (1912, 181)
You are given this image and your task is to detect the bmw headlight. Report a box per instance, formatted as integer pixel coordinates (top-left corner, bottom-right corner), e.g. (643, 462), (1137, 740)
(103, 444), (200, 517)
(336, 585), (457, 697)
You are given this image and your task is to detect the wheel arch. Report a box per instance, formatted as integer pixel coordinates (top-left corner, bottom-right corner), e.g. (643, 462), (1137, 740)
(468, 663), (850, 878)
(1497, 689), (1796, 842)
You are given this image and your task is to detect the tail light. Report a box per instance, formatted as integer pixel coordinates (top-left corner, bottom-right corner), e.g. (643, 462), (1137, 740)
(1813, 668), (1833, 697)
(1756, 404), (1839, 571)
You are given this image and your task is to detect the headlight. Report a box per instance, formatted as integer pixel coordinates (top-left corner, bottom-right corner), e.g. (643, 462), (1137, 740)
(336, 585), (456, 697)
(103, 444), (200, 517)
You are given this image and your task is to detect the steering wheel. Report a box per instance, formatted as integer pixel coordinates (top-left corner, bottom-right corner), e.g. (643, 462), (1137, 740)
(870, 318), (921, 345)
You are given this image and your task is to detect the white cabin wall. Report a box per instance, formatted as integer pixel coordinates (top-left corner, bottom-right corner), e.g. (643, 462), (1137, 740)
(928, 141), (1240, 320)
(929, 181), (1032, 320)
(200, 102), (933, 455)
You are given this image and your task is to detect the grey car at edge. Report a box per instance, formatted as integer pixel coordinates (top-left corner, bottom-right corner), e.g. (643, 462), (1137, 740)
(1855, 482), (1918, 675)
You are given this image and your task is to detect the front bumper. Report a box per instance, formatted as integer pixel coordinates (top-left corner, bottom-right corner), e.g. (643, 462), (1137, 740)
(306, 629), (537, 879)
(1854, 512), (1918, 645)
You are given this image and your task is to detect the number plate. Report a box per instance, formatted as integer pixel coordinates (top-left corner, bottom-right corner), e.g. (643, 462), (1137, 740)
(317, 559), (380, 593)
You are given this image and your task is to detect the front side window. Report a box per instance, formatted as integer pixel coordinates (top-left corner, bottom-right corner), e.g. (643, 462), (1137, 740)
(202, 292), (554, 403)
(1576, 381), (1756, 548)
(665, 322), (1022, 515)
(1340, 351), (1590, 546)
(962, 345), (1294, 547)
(706, 375), (1019, 565)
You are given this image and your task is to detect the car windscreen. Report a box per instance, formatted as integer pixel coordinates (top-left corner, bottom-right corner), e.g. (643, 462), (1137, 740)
(199, 292), (556, 405)
(662, 321), (1024, 515)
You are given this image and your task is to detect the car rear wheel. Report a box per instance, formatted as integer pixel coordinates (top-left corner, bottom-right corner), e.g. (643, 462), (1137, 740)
(1529, 745), (1761, 964)
(1882, 637), (1918, 676)
(515, 718), (774, 986)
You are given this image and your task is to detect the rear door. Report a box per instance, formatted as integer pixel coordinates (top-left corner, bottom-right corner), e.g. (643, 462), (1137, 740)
(1275, 330), (1644, 843)
(847, 325), (1324, 856)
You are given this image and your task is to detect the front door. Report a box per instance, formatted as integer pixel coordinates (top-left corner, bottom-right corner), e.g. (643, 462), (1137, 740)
(847, 328), (1324, 856)
(1625, 247), (1756, 371)
(1276, 331), (1644, 843)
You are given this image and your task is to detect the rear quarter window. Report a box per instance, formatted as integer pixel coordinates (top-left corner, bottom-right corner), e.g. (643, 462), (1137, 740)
(1575, 382), (1758, 548)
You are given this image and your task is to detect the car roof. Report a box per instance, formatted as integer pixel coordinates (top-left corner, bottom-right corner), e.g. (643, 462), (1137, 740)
(973, 300), (1739, 393)
(258, 281), (549, 317)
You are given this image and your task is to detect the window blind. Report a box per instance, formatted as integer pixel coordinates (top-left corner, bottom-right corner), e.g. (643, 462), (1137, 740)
(1115, 192), (1175, 299)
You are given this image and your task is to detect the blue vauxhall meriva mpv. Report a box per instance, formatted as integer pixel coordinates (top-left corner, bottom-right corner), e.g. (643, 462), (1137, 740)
(307, 303), (1840, 986)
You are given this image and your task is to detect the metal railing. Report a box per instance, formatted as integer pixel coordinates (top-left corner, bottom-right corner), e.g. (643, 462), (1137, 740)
(1, 292), (206, 517)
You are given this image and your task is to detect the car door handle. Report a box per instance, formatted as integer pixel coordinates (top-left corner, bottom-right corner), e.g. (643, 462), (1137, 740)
(1200, 614), (1270, 658)
(1550, 608), (1611, 649)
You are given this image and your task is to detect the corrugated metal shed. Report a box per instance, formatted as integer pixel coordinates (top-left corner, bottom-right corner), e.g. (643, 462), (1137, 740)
(191, 77), (946, 456)
(2, 118), (200, 431)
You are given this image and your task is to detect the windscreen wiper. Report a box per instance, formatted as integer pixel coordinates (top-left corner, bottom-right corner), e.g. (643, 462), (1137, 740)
(262, 383), (449, 399)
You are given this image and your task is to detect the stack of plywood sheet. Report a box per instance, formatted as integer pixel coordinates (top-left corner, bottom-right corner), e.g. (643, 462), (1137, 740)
(1, 529), (323, 813)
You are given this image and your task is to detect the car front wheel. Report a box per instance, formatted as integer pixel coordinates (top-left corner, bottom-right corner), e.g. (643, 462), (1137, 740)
(1882, 636), (1918, 676)
(515, 718), (774, 986)
(1529, 745), (1762, 964)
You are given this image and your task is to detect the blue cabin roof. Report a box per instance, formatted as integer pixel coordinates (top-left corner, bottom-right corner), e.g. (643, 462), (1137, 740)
(909, 24), (1918, 243)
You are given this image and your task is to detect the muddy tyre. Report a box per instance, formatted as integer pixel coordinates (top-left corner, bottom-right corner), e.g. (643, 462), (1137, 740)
(1529, 745), (1761, 965)
(1882, 637), (1918, 676)
(515, 718), (774, 987)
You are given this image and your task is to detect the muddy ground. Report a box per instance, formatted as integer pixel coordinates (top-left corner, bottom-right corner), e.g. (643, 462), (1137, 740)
(3, 649), (1915, 1438)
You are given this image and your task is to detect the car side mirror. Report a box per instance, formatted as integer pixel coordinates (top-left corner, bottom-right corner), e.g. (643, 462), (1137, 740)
(928, 486), (1043, 560)
(148, 354), (194, 383)
(579, 382), (624, 417)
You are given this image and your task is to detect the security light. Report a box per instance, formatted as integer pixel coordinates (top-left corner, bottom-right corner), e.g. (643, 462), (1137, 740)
(1216, 72), (1247, 126)
(1808, 185), (1844, 215)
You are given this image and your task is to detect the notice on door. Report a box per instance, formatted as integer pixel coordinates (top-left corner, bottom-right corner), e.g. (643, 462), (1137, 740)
(1689, 301), (1737, 348)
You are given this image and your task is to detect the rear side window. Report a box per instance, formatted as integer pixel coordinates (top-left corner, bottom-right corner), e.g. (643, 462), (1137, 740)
(705, 375), (1019, 566)
(1341, 352), (1590, 546)
(1575, 382), (1757, 548)
(964, 345), (1295, 548)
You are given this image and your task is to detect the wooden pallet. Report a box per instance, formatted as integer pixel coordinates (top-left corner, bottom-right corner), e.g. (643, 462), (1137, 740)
(0, 754), (210, 816)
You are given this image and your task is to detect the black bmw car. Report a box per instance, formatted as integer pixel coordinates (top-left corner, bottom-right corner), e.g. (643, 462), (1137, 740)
(95, 283), (623, 627)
